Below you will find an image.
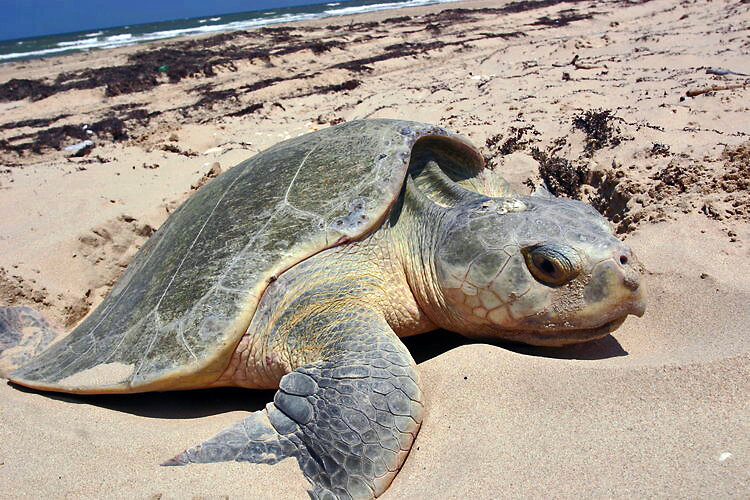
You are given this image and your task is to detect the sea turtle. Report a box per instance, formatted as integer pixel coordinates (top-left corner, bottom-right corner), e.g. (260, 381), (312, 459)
(0, 119), (645, 499)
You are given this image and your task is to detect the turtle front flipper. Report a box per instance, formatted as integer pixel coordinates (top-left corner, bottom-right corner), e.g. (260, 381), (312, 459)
(0, 306), (63, 376)
(166, 318), (424, 499)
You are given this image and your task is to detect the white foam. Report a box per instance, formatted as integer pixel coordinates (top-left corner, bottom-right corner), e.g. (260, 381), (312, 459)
(106, 34), (133, 42)
(325, 0), (456, 16)
(0, 45), (96, 61)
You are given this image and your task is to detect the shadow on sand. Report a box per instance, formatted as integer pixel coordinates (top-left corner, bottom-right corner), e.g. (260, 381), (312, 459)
(9, 330), (626, 419)
(403, 329), (628, 364)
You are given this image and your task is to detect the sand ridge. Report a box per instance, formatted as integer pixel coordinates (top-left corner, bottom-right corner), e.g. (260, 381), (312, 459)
(0, 0), (748, 497)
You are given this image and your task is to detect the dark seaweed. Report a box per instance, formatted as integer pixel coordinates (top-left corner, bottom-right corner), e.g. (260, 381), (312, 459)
(0, 5), (589, 104)
(0, 78), (56, 102)
(226, 103), (264, 117)
(486, 125), (539, 156)
(531, 148), (589, 199)
(240, 77), (287, 93)
(572, 109), (623, 153)
(298, 79), (362, 98)
(0, 114), (70, 130)
(534, 10), (594, 27)
(334, 41), (447, 72)
(500, 0), (586, 14)
(4, 116), (129, 154)
(649, 143), (671, 157)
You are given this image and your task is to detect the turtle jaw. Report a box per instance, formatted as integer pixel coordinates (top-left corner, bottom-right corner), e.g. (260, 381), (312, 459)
(468, 306), (640, 347)
(507, 279), (647, 347)
(507, 315), (629, 347)
(450, 281), (646, 347)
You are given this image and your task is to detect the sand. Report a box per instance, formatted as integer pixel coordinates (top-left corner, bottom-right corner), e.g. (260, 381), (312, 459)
(1, 0), (748, 497)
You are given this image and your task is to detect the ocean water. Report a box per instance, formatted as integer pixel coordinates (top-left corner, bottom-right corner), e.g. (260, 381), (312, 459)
(0, 0), (460, 63)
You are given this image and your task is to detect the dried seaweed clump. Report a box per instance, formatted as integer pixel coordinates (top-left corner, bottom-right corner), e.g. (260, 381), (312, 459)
(6, 116), (128, 154)
(572, 109), (623, 154)
(530, 148), (588, 199)
(0, 78), (55, 102)
(485, 125), (539, 157)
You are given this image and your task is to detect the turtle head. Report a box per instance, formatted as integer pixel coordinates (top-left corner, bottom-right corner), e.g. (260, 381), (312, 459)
(403, 138), (644, 346)
(429, 190), (646, 346)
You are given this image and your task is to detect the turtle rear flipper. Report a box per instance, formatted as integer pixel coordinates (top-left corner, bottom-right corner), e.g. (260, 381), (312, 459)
(165, 318), (424, 500)
(0, 306), (63, 376)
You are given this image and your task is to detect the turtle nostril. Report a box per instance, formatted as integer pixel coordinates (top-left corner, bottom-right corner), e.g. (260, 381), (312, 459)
(619, 255), (628, 266)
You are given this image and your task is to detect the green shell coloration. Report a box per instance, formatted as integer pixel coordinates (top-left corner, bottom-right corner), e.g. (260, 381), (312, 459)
(10, 119), (477, 393)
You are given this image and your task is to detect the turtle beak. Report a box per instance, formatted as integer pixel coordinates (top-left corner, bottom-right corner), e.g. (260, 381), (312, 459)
(617, 248), (646, 318)
(627, 289), (647, 318)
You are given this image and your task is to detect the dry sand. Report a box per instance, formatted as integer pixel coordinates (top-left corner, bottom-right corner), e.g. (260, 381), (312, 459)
(1, 0), (748, 497)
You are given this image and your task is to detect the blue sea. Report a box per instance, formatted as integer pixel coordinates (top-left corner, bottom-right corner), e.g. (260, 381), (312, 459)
(0, 0), (460, 63)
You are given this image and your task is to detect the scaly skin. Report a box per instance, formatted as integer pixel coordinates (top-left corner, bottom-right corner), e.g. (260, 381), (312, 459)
(168, 206), (431, 498)
(213, 219), (434, 390)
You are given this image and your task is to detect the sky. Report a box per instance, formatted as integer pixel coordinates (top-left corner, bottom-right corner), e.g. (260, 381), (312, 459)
(0, 0), (333, 41)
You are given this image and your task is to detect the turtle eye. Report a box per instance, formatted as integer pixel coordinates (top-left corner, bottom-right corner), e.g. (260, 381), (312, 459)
(522, 243), (581, 286)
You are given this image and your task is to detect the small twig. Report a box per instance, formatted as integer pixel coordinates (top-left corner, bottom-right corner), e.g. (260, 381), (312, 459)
(686, 83), (748, 97)
(574, 62), (606, 70)
(552, 53), (606, 70)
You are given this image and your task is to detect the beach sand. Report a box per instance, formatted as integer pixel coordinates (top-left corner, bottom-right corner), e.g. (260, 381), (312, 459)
(1, 0), (748, 497)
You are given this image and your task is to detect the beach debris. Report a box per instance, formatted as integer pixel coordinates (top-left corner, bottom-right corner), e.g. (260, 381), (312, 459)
(530, 148), (588, 200)
(226, 103), (263, 117)
(686, 83), (748, 97)
(718, 452), (732, 461)
(63, 140), (94, 157)
(315, 113), (345, 126)
(700, 201), (721, 220)
(0, 78), (55, 102)
(485, 125), (539, 158)
(649, 143), (671, 157)
(572, 109), (624, 153)
(191, 162), (222, 190)
(298, 79), (361, 97)
(534, 10), (594, 27)
(553, 54), (607, 71)
(0, 114), (70, 131)
(159, 143), (198, 156)
(1, 116), (129, 156)
(213, 140), (254, 154)
(706, 68), (749, 77)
